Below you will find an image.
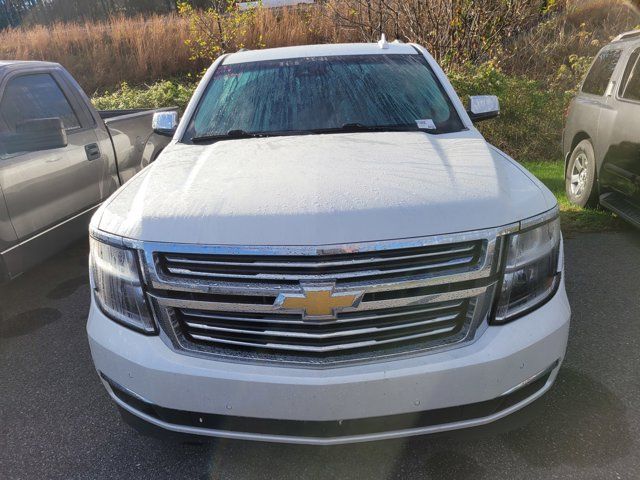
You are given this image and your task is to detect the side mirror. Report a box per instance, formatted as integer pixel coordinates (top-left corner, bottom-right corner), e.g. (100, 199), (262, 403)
(152, 111), (179, 137)
(5, 117), (67, 154)
(467, 95), (500, 122)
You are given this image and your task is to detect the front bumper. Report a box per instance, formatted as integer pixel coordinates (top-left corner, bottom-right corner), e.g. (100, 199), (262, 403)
(87, 280), (570, 445)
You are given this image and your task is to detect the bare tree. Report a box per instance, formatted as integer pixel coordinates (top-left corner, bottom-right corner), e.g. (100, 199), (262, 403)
(326, 0), (545, 66)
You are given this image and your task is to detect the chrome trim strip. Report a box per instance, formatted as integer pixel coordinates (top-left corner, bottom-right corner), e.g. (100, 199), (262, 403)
(162, 243), (477, 268)
(149, 285), (489, 314)
(355, 286), (489, 311)
(180, 301), (464, 326)
(2, 203), (100, 256)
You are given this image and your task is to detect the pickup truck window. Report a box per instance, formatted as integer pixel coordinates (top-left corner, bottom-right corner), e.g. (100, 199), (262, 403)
(582, 49), (622, 96)
(0, 73), (80, 132)
(184, 54), (464, 141)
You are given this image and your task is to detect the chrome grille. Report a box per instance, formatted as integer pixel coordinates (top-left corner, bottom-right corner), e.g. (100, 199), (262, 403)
(140, 229), (506, 366)
(176, 299), (469, 354)
(156, 241), (483, 285)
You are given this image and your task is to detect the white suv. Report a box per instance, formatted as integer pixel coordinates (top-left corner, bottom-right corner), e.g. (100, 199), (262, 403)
(87, 41), (570, 445)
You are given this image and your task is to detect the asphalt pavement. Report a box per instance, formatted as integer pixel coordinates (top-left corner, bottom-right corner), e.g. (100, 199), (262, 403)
(1, 231), (640, 480)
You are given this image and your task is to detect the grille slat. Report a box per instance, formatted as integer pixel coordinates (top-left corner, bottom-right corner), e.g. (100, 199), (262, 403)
(183, 313), (460, 340)
(165, 255), (475, 281)
(190, 325), (459, 354)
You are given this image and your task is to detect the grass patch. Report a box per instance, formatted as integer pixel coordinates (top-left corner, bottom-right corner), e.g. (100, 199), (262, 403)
(521, 161), (626, 235)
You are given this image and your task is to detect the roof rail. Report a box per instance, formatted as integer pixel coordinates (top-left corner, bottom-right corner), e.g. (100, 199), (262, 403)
(613, 30), (640, 42)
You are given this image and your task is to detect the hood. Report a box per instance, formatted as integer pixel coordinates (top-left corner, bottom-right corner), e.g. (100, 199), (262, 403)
(97, 130), (554, 246)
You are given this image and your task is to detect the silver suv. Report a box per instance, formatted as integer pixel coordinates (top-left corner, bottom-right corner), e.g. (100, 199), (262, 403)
(563, 30), (640, 226)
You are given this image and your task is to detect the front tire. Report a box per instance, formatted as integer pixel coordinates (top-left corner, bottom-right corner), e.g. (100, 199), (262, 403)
(566, 139), (598, 208)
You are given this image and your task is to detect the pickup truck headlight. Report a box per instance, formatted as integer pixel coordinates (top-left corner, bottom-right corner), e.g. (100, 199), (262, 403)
(89, 236), (156, 334)
(492, 213), (562, 324)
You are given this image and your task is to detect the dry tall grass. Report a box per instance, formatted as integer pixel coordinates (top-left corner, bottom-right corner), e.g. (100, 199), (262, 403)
(0, 14), (203, 93)
(0, 0), (637, 94)
(504, 0), (639, 85)
(0, 6), (350, 93)
(246, 5), (349, 48)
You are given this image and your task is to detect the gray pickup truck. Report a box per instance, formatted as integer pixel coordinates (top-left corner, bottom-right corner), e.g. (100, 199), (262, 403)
(0, 61), (176, 281)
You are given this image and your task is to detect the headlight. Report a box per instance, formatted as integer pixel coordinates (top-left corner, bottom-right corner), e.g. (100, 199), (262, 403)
(492, 212), (562, 324)
(89, 236), (156, 334)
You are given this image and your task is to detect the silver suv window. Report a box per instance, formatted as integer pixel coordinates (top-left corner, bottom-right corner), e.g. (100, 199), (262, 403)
(619, 47), (640, 101)
(582, 49), (622, 96)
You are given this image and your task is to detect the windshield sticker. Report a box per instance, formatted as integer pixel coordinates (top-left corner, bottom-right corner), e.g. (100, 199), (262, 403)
(416, 119), (436, 130)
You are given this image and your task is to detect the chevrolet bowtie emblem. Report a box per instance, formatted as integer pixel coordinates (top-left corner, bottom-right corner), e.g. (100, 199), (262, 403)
(276, 285), (362, 319)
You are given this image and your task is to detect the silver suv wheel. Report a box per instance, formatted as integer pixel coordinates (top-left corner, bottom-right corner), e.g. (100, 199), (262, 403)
(569, 152), (589, 197)
(565, 139), (598, 208)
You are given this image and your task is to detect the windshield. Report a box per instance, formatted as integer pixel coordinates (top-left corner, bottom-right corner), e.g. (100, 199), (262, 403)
(184, 54), (464, 142)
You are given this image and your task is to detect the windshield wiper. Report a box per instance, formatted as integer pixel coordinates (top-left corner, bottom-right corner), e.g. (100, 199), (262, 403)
(191, 129), (262, 143)
(190, 123), (434, 143)
(337, 123), (378, 132)
(309, 123), (421, 134)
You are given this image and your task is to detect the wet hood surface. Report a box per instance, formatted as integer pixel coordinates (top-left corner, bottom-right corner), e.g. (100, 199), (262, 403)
(97, 130), (554, 245)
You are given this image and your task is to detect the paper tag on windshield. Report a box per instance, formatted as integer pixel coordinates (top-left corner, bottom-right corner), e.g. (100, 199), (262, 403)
(416, 119), (436, 130)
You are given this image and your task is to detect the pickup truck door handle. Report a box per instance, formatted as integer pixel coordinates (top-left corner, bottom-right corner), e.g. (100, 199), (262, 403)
(85, 143), (101, 161)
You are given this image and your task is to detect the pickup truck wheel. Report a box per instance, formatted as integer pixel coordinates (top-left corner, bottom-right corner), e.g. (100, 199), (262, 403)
(566, 140), (598, 208)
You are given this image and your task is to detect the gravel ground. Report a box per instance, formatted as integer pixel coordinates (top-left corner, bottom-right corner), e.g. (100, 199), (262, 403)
(1, 231), (639, 480)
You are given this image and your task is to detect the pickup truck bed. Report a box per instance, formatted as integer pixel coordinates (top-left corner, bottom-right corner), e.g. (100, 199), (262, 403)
(0, 61), (174, 281)
(99, 108), (175, 184)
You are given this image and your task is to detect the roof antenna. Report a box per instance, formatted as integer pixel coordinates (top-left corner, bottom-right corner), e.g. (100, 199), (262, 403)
(378, 33), (389, 50)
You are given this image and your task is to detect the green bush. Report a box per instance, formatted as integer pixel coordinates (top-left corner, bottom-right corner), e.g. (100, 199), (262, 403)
(450, 63), (568, 162)
(92, 80), (196, 111)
